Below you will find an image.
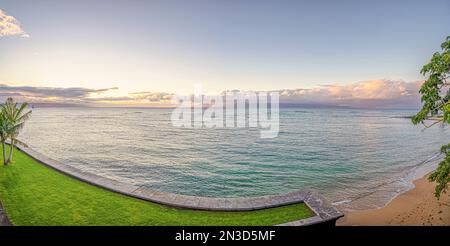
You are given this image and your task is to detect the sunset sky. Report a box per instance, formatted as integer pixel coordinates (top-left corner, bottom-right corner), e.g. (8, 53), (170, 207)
(1, 0), (449, 107)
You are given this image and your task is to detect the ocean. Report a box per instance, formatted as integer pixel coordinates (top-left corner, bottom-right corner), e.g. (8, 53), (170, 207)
(21, 107), (449, 211)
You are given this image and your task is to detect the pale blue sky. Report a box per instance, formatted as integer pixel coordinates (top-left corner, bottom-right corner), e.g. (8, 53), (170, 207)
(0, 0), (449, 95)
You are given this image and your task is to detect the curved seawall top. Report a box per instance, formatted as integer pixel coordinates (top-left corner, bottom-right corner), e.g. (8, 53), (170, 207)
(14, 144), (343, 226)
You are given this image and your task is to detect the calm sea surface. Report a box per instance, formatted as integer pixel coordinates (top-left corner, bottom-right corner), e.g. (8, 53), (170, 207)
(21, 107), (449, 210)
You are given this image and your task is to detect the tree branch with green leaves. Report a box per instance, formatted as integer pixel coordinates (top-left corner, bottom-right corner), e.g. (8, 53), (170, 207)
(412, 36), (450, 199)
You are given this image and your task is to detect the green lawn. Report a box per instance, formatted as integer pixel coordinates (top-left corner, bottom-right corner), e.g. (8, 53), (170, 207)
(0, 146), (313, 225)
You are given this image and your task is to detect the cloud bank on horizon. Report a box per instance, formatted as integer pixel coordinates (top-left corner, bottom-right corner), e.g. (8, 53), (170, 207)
(0, 9), (29, 37)
(278, 79), (422, 108)
(0, 79), (422, 109)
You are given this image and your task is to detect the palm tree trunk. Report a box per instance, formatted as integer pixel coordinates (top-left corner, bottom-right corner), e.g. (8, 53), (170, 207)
(8, 138), (14, 164)
(1, 140), (6, 165)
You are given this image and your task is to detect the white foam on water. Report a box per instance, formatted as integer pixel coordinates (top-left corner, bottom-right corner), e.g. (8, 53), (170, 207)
(338, 151), (443, 212)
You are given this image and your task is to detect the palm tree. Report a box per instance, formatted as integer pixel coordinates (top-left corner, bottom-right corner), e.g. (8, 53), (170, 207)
(0, 111), (10, 165)
(2, 98), (32, 164)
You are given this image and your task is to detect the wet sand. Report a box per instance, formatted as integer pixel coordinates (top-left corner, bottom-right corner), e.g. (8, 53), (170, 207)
(337, 174), (450, 226)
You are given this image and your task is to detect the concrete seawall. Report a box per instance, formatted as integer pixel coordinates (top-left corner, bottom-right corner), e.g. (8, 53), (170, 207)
(15, 144), (343, 226)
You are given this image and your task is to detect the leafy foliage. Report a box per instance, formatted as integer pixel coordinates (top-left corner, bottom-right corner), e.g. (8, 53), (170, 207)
(0, 97), (32, 165)
(412, 36), (450, 199)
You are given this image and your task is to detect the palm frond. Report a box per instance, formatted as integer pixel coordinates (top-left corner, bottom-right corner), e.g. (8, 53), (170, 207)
(0, 98), (32, 150)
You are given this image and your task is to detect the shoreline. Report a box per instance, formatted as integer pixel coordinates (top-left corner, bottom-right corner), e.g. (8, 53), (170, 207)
(337, 173), (450, 226)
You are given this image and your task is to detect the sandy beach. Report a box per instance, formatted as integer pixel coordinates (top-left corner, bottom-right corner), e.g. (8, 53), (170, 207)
(338, 174), (450, 226)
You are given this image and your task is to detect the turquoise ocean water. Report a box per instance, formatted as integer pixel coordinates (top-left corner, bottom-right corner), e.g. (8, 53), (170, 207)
(21, 107), (449, 210)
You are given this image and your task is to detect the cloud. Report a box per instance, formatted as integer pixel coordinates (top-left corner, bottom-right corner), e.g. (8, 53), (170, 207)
(277, 79), (422, 108)
(129, 91), (174, 102)
(0, 84), (174, 106)
(0, 79), (423, 108)
(0, 9), (29, 38)
(0, 84), (118, 104)
(85, 96), (134, 102)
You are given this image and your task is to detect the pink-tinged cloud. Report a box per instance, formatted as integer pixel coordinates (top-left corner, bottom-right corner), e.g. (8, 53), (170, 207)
(278, 80), (422, 108)
(0, 9), (29, 38)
